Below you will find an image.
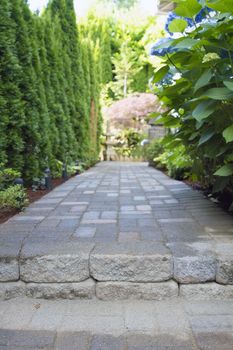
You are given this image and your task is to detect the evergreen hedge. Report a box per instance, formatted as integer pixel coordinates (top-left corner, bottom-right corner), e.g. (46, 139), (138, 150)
(0, 0), (112, 182)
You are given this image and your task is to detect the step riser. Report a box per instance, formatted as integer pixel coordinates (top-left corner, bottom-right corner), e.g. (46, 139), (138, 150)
(1, 253), (233, 284)
(1, 280), (233, 301)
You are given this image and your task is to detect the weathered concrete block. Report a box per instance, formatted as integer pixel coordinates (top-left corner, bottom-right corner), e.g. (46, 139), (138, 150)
(216, 244), (233, 285)
(90, 243), (173, 282)
(0, 241), (20, 281)
(26, 279), (95, 300)
(20, 242), (94, 283)
(96, 281), (178, 300)
(0, 259), (19, 282)
(0, 281), (26, 300)
(174, 256), (216, 283)
(217, 260), (233, 285)
(180, 283), (233, 300)
(169, 242), (216, 283)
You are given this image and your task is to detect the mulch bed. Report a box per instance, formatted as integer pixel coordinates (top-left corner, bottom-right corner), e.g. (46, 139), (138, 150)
(0, 178), (65, 225)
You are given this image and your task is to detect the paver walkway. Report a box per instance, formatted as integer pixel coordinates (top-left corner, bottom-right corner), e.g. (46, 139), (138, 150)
(0, 161), (233, 301)
(0, 298), (233, 349)
(1, 162), (233, 349)
(2, 161), (233, 243)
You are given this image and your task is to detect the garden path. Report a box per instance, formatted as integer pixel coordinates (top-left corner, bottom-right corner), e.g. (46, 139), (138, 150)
(0, 298), (233, 349)
(1, 162), (233, 348)
(3, 161), (233, 245)
(0, 161), (233, 298)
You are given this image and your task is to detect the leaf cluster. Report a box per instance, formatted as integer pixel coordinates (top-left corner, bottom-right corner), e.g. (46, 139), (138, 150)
(151, 0), (233, 198)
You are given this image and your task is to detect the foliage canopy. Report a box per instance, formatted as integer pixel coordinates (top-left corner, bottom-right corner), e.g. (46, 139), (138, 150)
(151, 0), (233, 197)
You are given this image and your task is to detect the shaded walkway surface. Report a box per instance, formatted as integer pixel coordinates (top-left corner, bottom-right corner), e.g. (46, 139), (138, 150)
(0, 161), (233, 301)
(0, 298), (233, 349)
(2, 161), (233, 243)
(1, 162), (233, 349)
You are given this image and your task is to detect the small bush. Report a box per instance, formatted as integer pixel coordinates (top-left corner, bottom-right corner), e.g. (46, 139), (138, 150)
(0, 185), (29, 210)
(50, 160), (63, 179)
(145, 139), (164, 166)
(0, 167), (21, 190)
(67, 162), (83, 176)
(155, 144), (193, 180)
(114, 129), (144, 158)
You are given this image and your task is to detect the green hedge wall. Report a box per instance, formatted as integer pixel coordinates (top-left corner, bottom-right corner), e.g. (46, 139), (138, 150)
(0, 0), (112, 182)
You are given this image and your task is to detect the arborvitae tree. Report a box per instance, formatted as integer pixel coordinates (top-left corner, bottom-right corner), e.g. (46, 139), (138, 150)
(83, 14), (113, 85)
(1, 0), (112, 181)
(47, 0), (92, 160)
(36, 16), (61, 166)
(11, 0), (41, 180)
(50, 15), (78, 162)
(0, 0), (25, 170)
(42, 14), (70, 163)
(27, 13), (52, 173)
(99, 22), (113, 84)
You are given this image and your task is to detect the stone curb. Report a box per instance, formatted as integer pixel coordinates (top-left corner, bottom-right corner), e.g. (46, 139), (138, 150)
(0, 241), (233, 299)
(90, 242), (173, 282)
(1, 280), (233, 301)
(96, 280), (178, 300)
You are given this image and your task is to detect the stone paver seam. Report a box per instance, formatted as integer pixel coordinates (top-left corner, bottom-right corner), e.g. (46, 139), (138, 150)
(135, 169), (159, 241)
(24, 305), (40, 332)
(88, 244), (98, 283)
(187, 316), (202, 350)
(141, 173), (177, 278)
(58, 169), (103, 236)
(103, 169), (120, 242)
(141, 170), (173, 242)
(171, 188), (219, 282)
(18, 234), (31, 281)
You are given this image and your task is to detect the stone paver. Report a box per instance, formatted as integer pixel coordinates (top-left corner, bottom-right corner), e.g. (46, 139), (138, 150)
(90, 242), (172, 282)
(0, 162), (232, 300)
(20, 242), (94, 283)
(0, 298), (232, 349)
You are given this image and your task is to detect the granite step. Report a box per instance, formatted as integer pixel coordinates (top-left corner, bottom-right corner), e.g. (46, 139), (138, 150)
(0, 241), (233, 301)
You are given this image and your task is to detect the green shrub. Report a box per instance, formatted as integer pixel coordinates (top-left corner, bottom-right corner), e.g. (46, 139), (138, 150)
(67, 162), (82, 176)
(0, 167), (21, 190)
(0, 185), (29, 210)
(145, 139), (164, 166)
(151, 0), (233, 193)
(50, 160), (63, 179)
(155, 144), (193, 180)
(114, 129), (143, 158)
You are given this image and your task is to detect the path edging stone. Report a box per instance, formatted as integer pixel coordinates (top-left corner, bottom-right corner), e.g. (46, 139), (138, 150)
(96, 280), (178, 300)
(90, 242), (173, 282)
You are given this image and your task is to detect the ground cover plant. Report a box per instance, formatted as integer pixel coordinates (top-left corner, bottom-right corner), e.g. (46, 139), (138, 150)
(150, 0), (233, 208)
(0, 166), (28, 210)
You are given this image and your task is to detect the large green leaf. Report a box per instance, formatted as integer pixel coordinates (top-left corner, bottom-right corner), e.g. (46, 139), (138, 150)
(198, 130), (215, 146)
(153, 66), (169, 83)
(202, 88), (233, 100)
(174, 0), (202, 17)
(174, 38), (198, 49)
(213, 176), (231, 193)
(214, 163), (233, 176)
(194, 70), (212, 92)
(189, 131), (199, 141)
(206, 0), (233, 13)
(223, 125), (233, 143)
(223, 81), (233, 91)
(192, 100), (216, 122)
(168, 19), (188, 33)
